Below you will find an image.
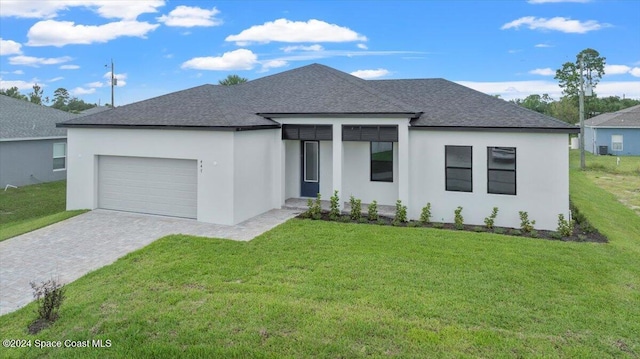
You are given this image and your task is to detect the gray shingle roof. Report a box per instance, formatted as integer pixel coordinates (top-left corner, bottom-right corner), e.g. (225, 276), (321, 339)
(59, 63), (577, 133)
(1, 95), (76, 140)
(368, 79), (576, 129)
(584, 105), (640, 128)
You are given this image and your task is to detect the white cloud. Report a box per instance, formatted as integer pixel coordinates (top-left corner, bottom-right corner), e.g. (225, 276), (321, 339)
(534, 43), (552, 48)
(103, 72), (127, 86)
(501, 16), (609, 34)
(604, 64), (631, 75)
(529, 68), (555, 76)
(48, 76), (64, 82)
(0, 77), (38, 90)
(357, 43), (368, 50)
(181, 49), (258, 71)
(70, 87), (96, 95)
(8, 55), (72, 67)
(60, 64), (80, 70)
(281, 44), (324, 52)
(630, 67), (640, 77)
(507, 49), (522, 54)
(528, 0), (591, 3)
(157, 6), (221, 27)
(27, 20), (159, 47)
(9, 70), (25, 75)
(456, 80), (640, 101)
(87, 81), (105, 88)
(350, 68), (390, 79)
(0, 38), (23, 55)
(259, 59), (288, 72)
(226, 19), (367, 45)
(0, 0), (165, 20)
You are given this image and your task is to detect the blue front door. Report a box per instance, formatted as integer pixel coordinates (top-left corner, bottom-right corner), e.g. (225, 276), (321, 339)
(301, 141), (319, 197)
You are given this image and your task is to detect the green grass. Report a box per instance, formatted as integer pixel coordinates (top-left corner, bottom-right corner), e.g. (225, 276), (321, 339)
(1, 156), (638, 358)
(572, 150), (640, 217)
(0, 181), (86, 241)
(1, 186), (639, 356)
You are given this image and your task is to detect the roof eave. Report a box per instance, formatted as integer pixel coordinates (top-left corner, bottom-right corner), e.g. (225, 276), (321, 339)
(257, 112), (419, 119)
(409, 126), (580, 134)
(56, 123), (281, 131)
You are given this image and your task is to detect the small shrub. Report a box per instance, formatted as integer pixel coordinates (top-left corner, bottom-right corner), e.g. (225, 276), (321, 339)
(578, 234), (588, 242)
(368, 200), (379, 221)
(510, 229), (522, 236)
(358, 217), (368, 224)
(310, 194), (322, 220)
(518, 211), (536, 233)
(339, 215), (351, 223)
(29, 278), (66, 333)
(494, 227), (505, 235)
(349, 196), (362, 221)
(377, 219), (386, 226)
(329, 190), (340, 220)
(472, 226), (483, 232)
(407, 221), (421, 228)
(393, 200), (407, 225)
(454, 206), (464, 230)
(432, 222), (444, 229)
(303, 198), (313, 219)
(420, 203), (432, 224)
(557, 213), (574, 237)
(484, 207), (499, 230)
(530, 230), (538, 238)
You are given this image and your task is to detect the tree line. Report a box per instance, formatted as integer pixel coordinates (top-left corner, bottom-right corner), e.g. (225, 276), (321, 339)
(0, 85), (98, 113)
(511, 48), (640, 124)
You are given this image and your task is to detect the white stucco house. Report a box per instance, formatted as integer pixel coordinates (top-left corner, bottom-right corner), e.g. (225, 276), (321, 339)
(58, 64), (578, 230)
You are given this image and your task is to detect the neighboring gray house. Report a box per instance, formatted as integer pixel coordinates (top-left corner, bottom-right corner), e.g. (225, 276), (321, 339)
(58, 64), (578, 230)
(0, 95), (77, 187)
(584, 105), (640, 155)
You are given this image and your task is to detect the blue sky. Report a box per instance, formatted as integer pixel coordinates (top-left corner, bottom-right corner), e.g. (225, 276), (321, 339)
(1, 0), (639, 105)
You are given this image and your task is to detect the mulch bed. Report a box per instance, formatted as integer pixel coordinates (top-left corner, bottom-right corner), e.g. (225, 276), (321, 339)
(297, 212), (608, 243)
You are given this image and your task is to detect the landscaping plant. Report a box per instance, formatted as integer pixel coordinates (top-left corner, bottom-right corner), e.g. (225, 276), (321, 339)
(349, 196), (362, 221)
(518, 211), (536, 233)
(367, 200), (379, 221)
(454, 206), (464, 230)
(393, 200), (407, 225)
(420, 203), (432, 224)
(29, 278), (66, 333)
(557, 213), (574, 237)
(484, 207), (499, 230)
(329, 190), (340, 220)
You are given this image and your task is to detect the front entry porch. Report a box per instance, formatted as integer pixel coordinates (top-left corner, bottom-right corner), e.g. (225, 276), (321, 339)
(283, 198), (396, 218)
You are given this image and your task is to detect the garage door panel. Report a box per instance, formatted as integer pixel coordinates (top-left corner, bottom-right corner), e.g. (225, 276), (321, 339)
(98, 156), (197, 219)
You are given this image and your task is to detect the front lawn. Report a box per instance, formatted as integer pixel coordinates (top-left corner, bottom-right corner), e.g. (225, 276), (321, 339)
(0, 181), (86, 241)
(1, 175), (639, 357)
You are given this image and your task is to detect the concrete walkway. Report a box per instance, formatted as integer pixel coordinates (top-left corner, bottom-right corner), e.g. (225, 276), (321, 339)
(0, 208), (300, 315)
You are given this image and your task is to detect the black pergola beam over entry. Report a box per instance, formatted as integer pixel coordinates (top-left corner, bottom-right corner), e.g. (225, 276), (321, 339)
(282, 125), (333, 140)
(342, 125), (398, 142)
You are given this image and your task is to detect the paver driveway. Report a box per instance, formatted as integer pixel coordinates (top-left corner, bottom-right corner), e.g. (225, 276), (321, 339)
(0, 208), (300, 315)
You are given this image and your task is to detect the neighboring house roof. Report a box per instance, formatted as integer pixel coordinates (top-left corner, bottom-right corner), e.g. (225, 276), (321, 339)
(584, 105), (640, 128)
(79, 106), (111, 116)
(1, 95), (77, 140)
(58, 63), (578, 133)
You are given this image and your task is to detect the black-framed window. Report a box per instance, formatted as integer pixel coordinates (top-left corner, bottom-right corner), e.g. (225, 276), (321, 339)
(445, 146), (472, 192)
(487, 147), (516, 195)
(371, 142), (393, 182)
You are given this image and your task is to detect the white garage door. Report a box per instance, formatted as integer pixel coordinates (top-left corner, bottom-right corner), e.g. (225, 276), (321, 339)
(98, 156), (197, 219)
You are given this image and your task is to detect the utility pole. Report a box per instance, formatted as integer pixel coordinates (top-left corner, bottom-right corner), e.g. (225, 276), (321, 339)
(579, 56), (585, 170)
(105, 59), (116, 107)
(110, 59), (115, 108)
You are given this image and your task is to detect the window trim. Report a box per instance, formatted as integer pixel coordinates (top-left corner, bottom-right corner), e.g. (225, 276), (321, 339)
(370, 141), (393, 182)
(53, 142), (66, 171)
(611, 135), (623, 152)
(445, 145), (473, 192)
(487, 147), (517, 196)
